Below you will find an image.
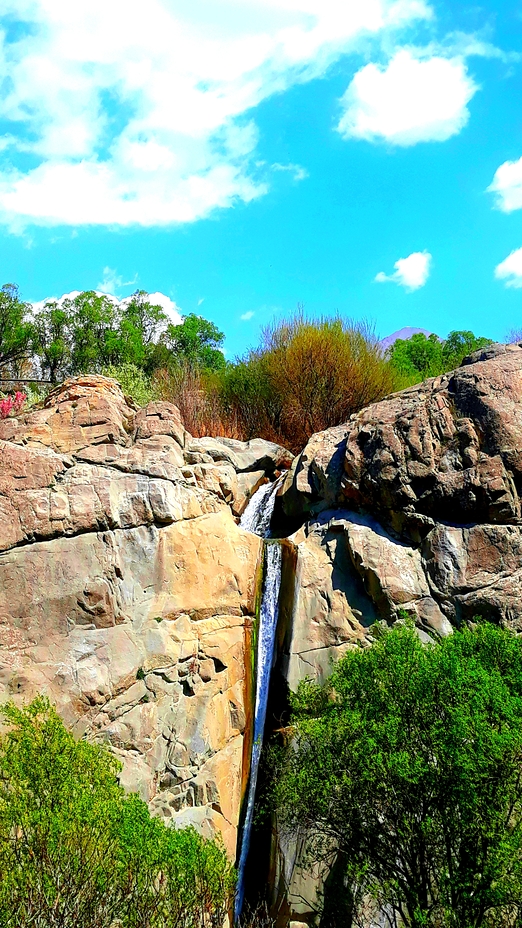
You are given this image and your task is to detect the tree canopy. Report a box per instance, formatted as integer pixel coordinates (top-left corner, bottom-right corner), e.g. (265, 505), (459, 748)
(0, 697), (235, 928)
(0, 283), (35, 375)
(164, 313), (226, 371)
(387, 330), (492, 382)
(272, 623), (522, 928)
(31, 291), (225, 383)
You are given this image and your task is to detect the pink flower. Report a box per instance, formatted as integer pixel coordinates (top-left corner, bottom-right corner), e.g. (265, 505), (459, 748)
(0, 396), (13, 419)
(0, 392), (26, 419)
(13, 391), (26, 413)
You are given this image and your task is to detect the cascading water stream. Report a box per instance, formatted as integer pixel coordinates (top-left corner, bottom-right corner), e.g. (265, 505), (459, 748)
(234, 480), (283, 923)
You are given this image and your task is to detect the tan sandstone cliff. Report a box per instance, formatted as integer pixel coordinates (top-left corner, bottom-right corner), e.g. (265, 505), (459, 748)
(0, 375), (291, 857)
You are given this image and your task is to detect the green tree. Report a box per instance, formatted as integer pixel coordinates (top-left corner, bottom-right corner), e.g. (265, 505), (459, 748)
(387, 332), (443, 380)
(0, 283), (35, 374)
(441, 330), (492, 369)
(117, 290), (168, 372)
(33, 290), (170, 379)
(33, 301), (72, 383)
(64, 290), (120, 373)
(273, 624), (522, 928)
(165, 313), (226, 370)
(0, 697), (235, 928)
(388, 330), (493, 383)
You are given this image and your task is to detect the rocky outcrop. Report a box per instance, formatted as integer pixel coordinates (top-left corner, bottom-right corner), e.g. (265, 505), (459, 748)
(0, 376), (291, 856)
(5, 346), (522, 923)
(280, 344), (522, 636)
(273, 345), (522, 925)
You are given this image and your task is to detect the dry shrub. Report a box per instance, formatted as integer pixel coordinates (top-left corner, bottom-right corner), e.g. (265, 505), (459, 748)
(220, 312), (402, 453)
(154, 314), (403, 453)
(507, 328), (522, 344)
(153, 364), (242, 438)
(238, 901), (276, 927)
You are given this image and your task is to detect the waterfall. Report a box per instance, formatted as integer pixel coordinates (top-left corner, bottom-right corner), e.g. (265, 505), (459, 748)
(239, 479), (279, 537)
(235, 482), (283, 923)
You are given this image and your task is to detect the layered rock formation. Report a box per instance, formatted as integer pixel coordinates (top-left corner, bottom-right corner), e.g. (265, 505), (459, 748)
(0, 375), (291, 855)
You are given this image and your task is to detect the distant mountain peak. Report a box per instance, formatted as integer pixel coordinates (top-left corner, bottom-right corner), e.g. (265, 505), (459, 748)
(380, 326), (434, 352)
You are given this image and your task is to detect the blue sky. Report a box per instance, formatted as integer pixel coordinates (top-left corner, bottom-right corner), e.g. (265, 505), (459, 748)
(2, 0), (522, 356)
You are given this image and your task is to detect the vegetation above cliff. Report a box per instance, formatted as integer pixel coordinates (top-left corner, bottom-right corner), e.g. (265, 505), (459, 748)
(387, 330), (492, 381)
(0, 282), (492, 452)
(272, 623), (522, 928)
(0, 698), (234, 928)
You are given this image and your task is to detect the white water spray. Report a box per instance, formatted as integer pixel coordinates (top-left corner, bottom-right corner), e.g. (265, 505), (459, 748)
(235, 482), (283, 922)
(239, 480), (279, 537)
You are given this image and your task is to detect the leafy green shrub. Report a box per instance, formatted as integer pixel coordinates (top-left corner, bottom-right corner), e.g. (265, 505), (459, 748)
(103, 362), (157, 407)
(272, 623), (522, 928)
(0, 697), (235, 928)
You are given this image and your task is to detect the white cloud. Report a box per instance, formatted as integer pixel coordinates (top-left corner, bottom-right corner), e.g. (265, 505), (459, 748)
(272, 162), (309, 181)
(494, 248), (522, 288)
(488, 157), (522, 213)
(240, 311), (255, 320)
(145, 292), (183, 324)
(97, 267), (138, 296)
(31, 289), (183, 323)
(338, 49), (477, 145)
(375, 250), (432, 289)
(0, 0), (431, 229)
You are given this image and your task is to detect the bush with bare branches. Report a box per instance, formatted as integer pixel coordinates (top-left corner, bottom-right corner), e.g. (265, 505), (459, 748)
(218, 312), (404, 452)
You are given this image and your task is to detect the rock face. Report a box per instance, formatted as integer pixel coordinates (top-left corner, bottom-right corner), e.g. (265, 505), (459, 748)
(0, 376), (291, 856)
(4, 347), (522, 923)
(280, 344), (522, 635)
(272, 345), (522, 924)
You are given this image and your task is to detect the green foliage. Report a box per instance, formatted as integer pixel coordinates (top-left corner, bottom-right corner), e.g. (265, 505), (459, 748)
(164, 314), (226, 371)
(387, 332), (443, 380)
(0, 283), (35, 374)
(441, 329), (492, 369)
(102, 362), (157, 407)
(31, 289), (224, 383)
(0, 697), (235, 928)
(273, 624), (522, 928)
(118, 290), (169, 373)
(33, 302), (71, 382)
(388, 330), (493, 383)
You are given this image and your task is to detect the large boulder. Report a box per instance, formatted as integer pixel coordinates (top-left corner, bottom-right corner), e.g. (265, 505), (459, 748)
(281, 344), (522, 539)
(0, 376), (293, 856)
(279, 345), (522, 635)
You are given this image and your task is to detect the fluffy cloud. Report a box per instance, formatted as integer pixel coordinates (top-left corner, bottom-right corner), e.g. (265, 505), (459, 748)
(0, 0), (431, 229)
(494, 248), (522, 288)
(31, 289), (183, 324)
(240, 311), (255, 320)
(375, 250), (432, 289)
(488, 158), (522, 213)
(338, 50), (477, 145)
